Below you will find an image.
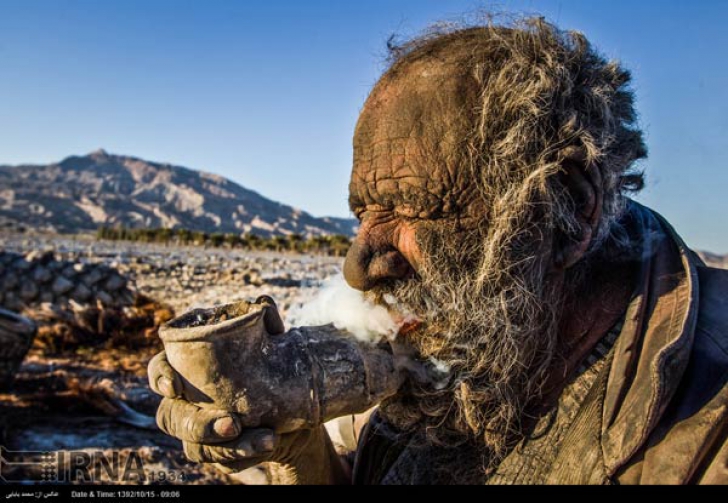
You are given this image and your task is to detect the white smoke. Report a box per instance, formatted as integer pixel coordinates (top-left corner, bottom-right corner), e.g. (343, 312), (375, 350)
(286, 274), (399, 343)
(287, 273), (453, 386)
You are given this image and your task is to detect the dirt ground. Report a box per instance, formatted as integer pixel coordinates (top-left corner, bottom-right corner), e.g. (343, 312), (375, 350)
(0, 235), (341, 485)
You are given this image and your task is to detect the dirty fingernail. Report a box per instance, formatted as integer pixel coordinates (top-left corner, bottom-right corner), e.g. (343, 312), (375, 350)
(253, 434), (276, 452)
(157, 377), (175, 397)
(213, 417), (239, 438)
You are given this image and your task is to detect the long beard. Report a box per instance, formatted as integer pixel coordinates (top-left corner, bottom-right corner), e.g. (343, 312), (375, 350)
(368, 222), (563, 472)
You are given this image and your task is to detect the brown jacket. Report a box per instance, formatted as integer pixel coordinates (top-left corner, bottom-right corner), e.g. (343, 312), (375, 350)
(352, 202), (728, 484)
(547, 203), (728, 484)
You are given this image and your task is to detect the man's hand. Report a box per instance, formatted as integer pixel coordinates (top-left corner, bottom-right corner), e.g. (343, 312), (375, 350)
(148, 350), (349, 484)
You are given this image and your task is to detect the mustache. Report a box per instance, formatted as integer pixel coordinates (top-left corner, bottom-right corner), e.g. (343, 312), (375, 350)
(366, 275), (440, 316)
(369, 232), (563, 462)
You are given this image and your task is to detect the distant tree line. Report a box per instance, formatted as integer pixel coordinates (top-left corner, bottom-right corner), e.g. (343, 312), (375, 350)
(96, 226), (352, 257)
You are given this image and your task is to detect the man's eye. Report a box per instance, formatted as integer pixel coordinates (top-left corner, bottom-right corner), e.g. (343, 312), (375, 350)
(397, 212), (418, 220)
(358, 205), (394, 220)
(395, 207), (429, 220)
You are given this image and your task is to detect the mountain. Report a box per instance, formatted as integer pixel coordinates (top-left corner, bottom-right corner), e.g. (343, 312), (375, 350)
(699, 251), (728, 269)
(0, 150), (358, 238)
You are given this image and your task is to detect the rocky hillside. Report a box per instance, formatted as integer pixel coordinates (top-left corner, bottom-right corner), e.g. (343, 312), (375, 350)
(0, 150), (357, 238)
(699, 251), (728, 269)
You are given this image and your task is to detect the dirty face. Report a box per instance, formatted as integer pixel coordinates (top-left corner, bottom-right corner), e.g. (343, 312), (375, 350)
(340, 18), (647, 478)
(344, 58), (484, 292)
(343, 56), (563, 461)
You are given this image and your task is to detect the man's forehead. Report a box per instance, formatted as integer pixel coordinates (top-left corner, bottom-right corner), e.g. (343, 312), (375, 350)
(355, 60), (466, 140)
(350, 62), (477, 211)
(351, 135), (449, 212)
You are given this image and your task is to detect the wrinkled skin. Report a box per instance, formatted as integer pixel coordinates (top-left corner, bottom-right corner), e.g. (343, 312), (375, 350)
(344, 58), (485, 291)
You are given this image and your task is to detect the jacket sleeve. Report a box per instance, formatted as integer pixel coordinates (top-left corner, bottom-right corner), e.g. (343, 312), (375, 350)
(696, 433), (728, 484)
(618, 267), (728, 485)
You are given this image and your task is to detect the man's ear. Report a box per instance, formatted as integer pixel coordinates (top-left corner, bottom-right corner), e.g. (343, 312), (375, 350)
(552, 150), (603, 270)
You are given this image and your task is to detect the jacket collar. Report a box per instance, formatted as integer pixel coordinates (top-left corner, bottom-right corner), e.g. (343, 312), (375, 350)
(601, 201), (702, 475)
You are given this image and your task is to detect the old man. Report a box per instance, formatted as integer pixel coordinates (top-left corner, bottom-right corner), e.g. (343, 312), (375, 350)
(148, 18), (728, 484)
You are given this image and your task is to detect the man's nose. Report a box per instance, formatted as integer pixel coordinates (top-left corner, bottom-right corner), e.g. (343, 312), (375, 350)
(343, 238), (413, 291)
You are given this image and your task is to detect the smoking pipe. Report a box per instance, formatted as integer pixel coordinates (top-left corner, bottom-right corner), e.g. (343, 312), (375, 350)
(159, 297), (405, 433)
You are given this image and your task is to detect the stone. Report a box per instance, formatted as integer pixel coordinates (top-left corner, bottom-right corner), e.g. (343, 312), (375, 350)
(242, 271), (264, 286)
(81, 267), (105, 287)
(114, 291), (131, 307)
(32, 266), (53, 284)
(1, 272), (19, 290)
(52, 276), (74, 295)
(25, 250), (55, 264)
(61, 265), (78, 278)
(71, 283), (92, 303)
(19, 282), (39, 302)
(96, 291), (114, 306)
(12, 259), (31, 271)
(0, 253), (16, 266)
(3, 293), (22, 312)
(104, 274), (126, 292)
(48, 261), (64, 271)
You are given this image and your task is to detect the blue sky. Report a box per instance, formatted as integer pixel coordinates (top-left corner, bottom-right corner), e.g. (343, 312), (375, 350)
(1, 1), (726, 252)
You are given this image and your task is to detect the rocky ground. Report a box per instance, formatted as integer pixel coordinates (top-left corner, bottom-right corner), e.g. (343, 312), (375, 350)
(1, 233), (342, 317)
(0, 232), (342, 485)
